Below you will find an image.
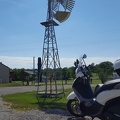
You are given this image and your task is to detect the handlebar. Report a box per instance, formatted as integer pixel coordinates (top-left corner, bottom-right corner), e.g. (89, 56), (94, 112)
(75, 54), (90, 80)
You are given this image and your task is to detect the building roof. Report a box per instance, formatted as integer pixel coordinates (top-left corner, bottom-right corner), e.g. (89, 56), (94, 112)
(0, 62), (10, 69)
(24, 70), (34, 75)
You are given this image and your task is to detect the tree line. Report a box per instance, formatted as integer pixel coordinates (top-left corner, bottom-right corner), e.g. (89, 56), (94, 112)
(11, 61), (114, 84)
(61, 61), (113, 83)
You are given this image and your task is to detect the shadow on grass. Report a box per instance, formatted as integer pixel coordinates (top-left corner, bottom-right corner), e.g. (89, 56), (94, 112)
(32, 96), (70, 116)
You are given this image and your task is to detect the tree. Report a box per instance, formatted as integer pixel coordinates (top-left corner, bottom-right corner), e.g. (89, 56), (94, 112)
(88, 63), (95, 73)
(69, 66), (76, 79)
(95, 61), (113, 83)
(56, 68), (62, 80)
(62, 67), (73, 84)
(12, 68), (25, 81)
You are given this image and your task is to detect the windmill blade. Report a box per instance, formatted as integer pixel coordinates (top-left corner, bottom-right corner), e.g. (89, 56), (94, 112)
(53, 0), (75, 12)
(60, 0), (75, 12)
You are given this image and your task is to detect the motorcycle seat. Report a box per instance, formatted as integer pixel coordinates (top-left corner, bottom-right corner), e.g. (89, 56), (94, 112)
(94, 79), (120, 97)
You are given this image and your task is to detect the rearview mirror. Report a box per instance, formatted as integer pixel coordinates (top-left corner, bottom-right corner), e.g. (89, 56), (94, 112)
(83, 54), (87, 59)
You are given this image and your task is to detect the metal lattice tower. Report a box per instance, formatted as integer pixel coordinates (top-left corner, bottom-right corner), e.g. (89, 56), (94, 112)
(37, 0), (64, 97)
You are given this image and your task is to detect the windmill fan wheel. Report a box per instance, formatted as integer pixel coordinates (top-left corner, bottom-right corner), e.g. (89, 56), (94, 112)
(52, 0), (75, 23)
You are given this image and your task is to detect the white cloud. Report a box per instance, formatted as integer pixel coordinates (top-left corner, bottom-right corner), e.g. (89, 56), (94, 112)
(0, 56), (119, 69)
(0, 56), (34, 69)
(61, 57), (120, 68)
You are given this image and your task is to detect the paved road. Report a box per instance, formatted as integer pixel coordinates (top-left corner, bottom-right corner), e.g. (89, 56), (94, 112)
(0, 84), (96, 96)
(0, 86), (37, 96)
(0, 85), (72, 96)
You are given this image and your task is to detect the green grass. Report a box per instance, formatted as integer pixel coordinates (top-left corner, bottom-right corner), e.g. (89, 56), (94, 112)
(2, 91), (37, 111)
(0, 81), (37, 87)
(0, 81), (23, 87)
(1, 89), (73, 111)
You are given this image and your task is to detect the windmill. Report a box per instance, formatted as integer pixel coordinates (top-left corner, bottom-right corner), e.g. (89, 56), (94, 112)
(37, 0), (75, 98)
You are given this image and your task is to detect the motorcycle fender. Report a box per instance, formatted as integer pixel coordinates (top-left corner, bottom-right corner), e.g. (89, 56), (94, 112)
(67, 91), (76, 100)
(96, 89), (120, 105)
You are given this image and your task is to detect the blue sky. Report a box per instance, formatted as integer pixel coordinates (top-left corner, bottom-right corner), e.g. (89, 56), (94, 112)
(0, 0), (120, 68)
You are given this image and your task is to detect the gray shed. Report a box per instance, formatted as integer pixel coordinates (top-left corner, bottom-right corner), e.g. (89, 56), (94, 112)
(0, 62), (10, 83)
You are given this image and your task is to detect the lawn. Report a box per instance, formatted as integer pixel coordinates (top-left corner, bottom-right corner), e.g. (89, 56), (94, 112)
(0, 81), (23, 87)
(0, 81), (36, 87)
(1, 89), (73, 111)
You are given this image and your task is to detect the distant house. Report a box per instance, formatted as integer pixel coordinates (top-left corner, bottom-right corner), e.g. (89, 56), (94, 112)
(22, 70), (35, 85)
(0, 62), (10, 83)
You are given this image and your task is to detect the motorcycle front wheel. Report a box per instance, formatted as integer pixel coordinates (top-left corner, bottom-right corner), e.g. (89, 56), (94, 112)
(67, 99), (83, 117)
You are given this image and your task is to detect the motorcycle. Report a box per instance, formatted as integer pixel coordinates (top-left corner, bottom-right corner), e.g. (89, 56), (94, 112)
(67, 54), (120, 120)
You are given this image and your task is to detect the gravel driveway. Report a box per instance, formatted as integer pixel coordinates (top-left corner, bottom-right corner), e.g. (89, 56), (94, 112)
(0, 96), (87, 120)
(0, 86), (99, 120)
